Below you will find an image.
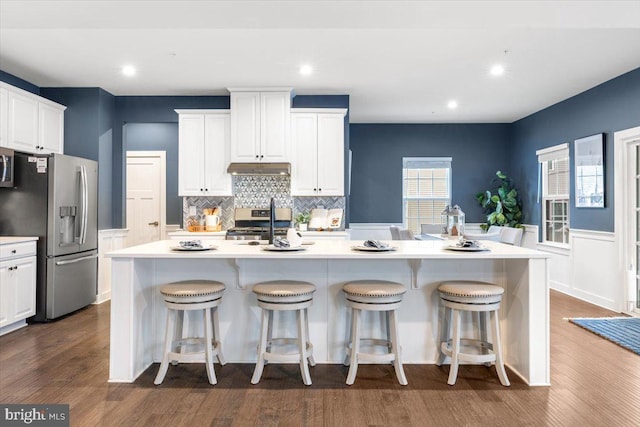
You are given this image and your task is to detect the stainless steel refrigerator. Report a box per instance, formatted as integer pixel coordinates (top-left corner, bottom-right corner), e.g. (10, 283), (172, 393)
(0, 152), (98, 321)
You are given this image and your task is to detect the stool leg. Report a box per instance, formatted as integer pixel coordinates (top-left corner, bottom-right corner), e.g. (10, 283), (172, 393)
(297, 309), (312, 386)
(204, 307), (217, 385)
(389, 309), (408, 386)
(480, 311), (491, 367)
(251, 308), (270, 384)
(491, 310), (510, 386)
(344, 308), (353, 366)
(266, 310), (274, 355)
(154, 308), (176, 385)
(447, 309), (461, 385)
(212, 305), (226, 365)
(346, 308), (361, 385)
(304, 307), (316, 367)
(436, 306), (451, 366)
(172, 310), (185, 365)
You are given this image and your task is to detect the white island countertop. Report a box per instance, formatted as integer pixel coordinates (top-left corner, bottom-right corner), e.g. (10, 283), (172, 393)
(0, 236), (39, 245)
(108, 239), (550, 386)
(108, 239), (548, 260)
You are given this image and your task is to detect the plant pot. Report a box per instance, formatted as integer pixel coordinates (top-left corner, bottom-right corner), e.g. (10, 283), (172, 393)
(298, 223), (308, 232)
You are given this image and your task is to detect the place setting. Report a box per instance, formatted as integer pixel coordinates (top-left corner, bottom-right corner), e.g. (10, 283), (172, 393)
(261, 234), (307, 252)
(169, 240), (217, 251)
(351, 240), (397, 252)
(443, 238), (490, 252)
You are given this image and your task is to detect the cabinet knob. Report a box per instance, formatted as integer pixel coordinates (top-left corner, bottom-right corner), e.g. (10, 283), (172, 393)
(11, 249), (16, 253)
(260, 155), (264, 159)
(255, 155), (259, 159)
(318, 188), (322, 192)
(200, 188), (204, 191)
(205, 188), (208, 192)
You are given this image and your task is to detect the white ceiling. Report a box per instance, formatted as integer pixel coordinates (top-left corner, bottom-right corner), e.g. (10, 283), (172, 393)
(1, 1), (639, 123)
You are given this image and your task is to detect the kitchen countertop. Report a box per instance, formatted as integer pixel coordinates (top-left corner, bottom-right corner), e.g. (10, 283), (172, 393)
(108, 238), (547, 259)
(0, 236), (39, 244)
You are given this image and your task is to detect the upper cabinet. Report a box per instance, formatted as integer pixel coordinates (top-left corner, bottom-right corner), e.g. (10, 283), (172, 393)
(176, 110), (232, 197)
(0, 82), (65, 154)
(291, 108), (347, 196)
(229, 88), (292, 162)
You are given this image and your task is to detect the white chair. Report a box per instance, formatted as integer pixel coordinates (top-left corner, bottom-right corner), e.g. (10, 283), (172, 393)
(420, 224), (442, 234)
(399, 229), (415, 240)
(499, 227), (523, 246)
(389, 226), (401, 240)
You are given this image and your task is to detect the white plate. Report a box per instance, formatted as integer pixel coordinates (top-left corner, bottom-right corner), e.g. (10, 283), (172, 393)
(170, 245), (216, 251)
(261, 245), (306, 252)
(443, 245), (490, 252)
(351, 245), (397, 252)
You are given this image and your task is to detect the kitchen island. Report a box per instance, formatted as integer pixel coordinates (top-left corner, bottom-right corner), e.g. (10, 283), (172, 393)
(107, 239), (550, 386)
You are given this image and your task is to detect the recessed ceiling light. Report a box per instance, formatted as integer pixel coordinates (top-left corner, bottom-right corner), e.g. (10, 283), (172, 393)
(299, 64), (313, 76)
(447, 100), (458, 109)
(490, 64), (505, 76)
(122, 65), (136, 76)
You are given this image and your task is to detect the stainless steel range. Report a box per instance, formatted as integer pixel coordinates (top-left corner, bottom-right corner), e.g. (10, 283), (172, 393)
(225, 207), (292, 240)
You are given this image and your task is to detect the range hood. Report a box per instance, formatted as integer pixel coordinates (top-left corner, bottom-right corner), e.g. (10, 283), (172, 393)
(227, 162), (291, 176)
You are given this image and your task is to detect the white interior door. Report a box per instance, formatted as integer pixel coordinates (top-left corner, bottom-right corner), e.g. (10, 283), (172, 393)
(615, 126), (640, 315)
(126, 151), (166, 246)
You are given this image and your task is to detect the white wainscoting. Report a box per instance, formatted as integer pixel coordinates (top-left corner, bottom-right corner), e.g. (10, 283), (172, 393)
(97, 229), (129, 304)
(164, 224), (181, 239)
(569, 229), (619, 311)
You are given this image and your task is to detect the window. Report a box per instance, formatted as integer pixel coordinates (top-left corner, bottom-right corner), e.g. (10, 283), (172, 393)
(537, 144), (570, 245)
(402, 157), (451, 234)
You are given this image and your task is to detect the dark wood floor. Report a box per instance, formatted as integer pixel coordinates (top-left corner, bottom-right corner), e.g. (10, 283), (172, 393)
(1, 290), (638, 426)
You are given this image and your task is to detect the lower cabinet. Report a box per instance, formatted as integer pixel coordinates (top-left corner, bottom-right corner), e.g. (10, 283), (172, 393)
(97, 229), (129, 304)
(0, 240), (37, 335)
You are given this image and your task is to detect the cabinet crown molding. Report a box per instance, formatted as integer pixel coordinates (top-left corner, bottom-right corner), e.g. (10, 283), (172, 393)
(174, 109), (230, 115)
(290, 108), (347, 116)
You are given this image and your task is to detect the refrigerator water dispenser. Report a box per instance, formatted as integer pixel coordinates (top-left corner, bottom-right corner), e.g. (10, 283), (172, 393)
(60, 206), (77, 244)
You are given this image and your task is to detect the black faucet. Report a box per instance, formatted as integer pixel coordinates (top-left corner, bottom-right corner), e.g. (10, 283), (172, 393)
(268, 197), (276, 244)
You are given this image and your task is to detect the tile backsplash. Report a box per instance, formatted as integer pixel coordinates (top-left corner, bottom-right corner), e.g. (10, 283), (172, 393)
(183, 175), (345, 229)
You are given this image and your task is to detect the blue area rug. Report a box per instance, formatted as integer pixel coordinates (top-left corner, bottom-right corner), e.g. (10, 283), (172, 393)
(569, 317), (640, 355)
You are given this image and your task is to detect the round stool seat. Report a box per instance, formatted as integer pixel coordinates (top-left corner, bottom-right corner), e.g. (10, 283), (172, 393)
(438, 281), (503, 305)
(343, 280), (406, 304)
(160, 280), (225, 304)
(253, 280), (316, 303)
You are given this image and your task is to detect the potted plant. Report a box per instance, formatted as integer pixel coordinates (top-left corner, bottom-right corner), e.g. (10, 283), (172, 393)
(476, 171), (523, 231)
(294, 212), (311, 231)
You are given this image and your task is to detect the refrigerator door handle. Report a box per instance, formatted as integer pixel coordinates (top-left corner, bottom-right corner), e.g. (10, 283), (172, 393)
(1, 155), (7, 181)
(55, 253), (98, 266)
(79, 165), (88, 245)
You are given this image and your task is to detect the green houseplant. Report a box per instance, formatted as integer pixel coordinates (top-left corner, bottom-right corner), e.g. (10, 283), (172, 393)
(476, 171), (523, 231)
(294, 212), (311, 231)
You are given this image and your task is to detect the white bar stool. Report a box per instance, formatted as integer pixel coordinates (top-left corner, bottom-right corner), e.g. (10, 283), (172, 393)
(342, 280), (408, 386)
(251, 280), (316, 386)
(154, 280), (226, 385)
(436, 281), (510, 386)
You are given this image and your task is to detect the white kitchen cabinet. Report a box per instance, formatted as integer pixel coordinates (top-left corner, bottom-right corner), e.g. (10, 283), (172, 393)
(97, 229), (129, 304)
(0, 82), (66, 154)
(229, 89), (292, 162)
(291, 109), (347, 196)
(176, 110), (231, 196)
(0, 239), (37, 336)
(0, 87), (7, 147)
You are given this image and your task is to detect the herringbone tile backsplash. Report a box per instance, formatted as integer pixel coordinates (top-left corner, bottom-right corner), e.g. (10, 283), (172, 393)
(182, 175), (345, 229)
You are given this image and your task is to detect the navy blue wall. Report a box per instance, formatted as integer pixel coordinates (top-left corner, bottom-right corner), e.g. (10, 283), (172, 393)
(112, 96), (230, 228)
(512, 67), (640, 233)
(98, 89), (115, 229)
(349, 124), (512, 223)
(124, 123), (181, 224)
(0, 70), (39, 95)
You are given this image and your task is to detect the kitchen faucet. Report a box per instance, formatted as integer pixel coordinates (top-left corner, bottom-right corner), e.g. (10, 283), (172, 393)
(268, 197), (276, 244)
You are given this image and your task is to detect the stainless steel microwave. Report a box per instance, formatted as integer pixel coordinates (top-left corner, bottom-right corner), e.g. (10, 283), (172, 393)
(0, 147), (14, 187)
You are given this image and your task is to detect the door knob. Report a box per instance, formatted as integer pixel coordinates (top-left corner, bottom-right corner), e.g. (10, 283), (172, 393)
(148, 221), (159, 226)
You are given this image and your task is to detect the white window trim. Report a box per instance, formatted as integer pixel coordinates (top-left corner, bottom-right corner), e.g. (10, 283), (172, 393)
(537, 143), (570, 247)
(402, 157), (452, 231)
